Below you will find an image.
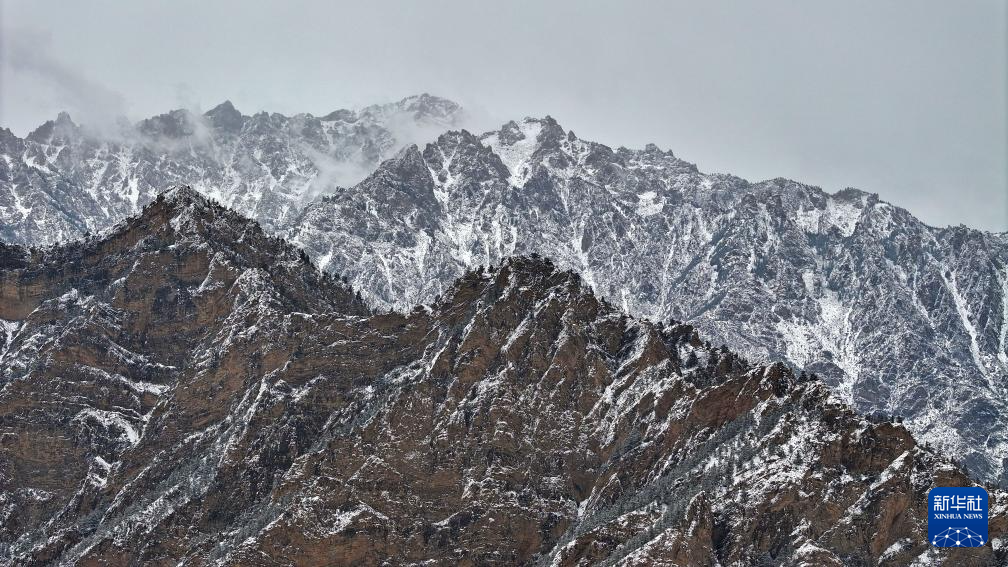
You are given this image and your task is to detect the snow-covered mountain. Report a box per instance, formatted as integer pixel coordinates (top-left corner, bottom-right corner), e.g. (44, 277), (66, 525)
(2, 189), (1004, 564)
(2, 101), (1006, 488)
(0, 93), (463, 243)
(289, 119), (1008, 486)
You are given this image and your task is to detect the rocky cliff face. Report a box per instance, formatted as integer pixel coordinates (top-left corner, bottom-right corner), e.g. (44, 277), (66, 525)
(3, 101), (1006, 488)
(1, 188), (1004, 565)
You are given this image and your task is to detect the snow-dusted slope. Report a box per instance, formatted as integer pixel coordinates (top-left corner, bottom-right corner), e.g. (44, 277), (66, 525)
(1, 195), (1004, 564)
(0, 94), (463, 244)
(2, 105), (1006, 487)
(289, 119), (1008, 486)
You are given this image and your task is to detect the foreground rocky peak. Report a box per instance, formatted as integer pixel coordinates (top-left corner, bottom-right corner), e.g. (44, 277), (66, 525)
(0, 184), (367, 324)
(1, 195), (1004, 565)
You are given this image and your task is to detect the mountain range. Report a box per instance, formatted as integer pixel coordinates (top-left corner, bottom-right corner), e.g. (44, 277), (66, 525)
(0, 93), (463, 243)
(1, 95), (1006, 492)
(1, 188), (1004, 565)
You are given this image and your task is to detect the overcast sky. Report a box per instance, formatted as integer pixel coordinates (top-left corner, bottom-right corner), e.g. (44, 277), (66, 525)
(2, 1), (1005, 231)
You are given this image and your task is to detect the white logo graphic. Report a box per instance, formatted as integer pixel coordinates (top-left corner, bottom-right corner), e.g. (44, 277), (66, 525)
(931, 527), (985, 547)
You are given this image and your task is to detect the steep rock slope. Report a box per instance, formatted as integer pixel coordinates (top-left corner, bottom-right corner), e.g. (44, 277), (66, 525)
(0, 94), (462, 244)
(1, 189), (1004, 565)
(0, 187), (368, 561)
(289, 120), (1008, 485)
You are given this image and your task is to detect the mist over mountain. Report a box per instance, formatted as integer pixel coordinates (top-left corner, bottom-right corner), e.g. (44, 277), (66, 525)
(1, 188), (1004, 565)
(0, 93), (464, 243)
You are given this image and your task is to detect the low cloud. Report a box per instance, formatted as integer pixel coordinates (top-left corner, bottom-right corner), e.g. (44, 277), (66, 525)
(301, 102), (473, 199)
(3, 27), (127, 135)
(299, 142), (374, 199)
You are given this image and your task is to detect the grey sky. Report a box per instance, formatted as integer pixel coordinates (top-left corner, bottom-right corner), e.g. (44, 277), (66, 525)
(2, 1), (1005, 231)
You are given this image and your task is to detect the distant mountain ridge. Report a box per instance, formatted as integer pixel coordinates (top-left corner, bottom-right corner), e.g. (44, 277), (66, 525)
(0, 93), (464, 243)
(1, 98), (1006, 488)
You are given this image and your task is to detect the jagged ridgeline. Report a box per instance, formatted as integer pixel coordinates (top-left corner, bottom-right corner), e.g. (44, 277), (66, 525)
(0, 188), (1004, 565)
(2, 97), (1006, 488)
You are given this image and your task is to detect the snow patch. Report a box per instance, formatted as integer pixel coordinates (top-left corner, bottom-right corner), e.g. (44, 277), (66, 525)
(73, 408), (141, 447)
(635, 190), (663, 217)
(483, 119), (542, 187)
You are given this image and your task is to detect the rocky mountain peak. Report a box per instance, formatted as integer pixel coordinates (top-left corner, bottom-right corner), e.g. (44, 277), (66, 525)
(203, 99), (245, 132)
(25, 110), (80, 144)
(494, 119), (521, 142)
(137, 187), (363, 309)
(206, 99), (237, 114)
(535, 114), (567, 143)
(159, 183), (208, 206)
(147, 184), (245, 233)
(378, 143), (433, 187)
(432, 127), (482, 149)
(353, 93), (465, 129)
(347, 145), (442, 222)
(397, 92), (463, 122)
(420, 129), (510, 185)
(136, 107), (199, 138)
(437, 254), (583, 309)
(320, 107), (356, 122)
(832, 186), (876, 203)
(1, 184), (367, 321)
(643, 141), (674, 158)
